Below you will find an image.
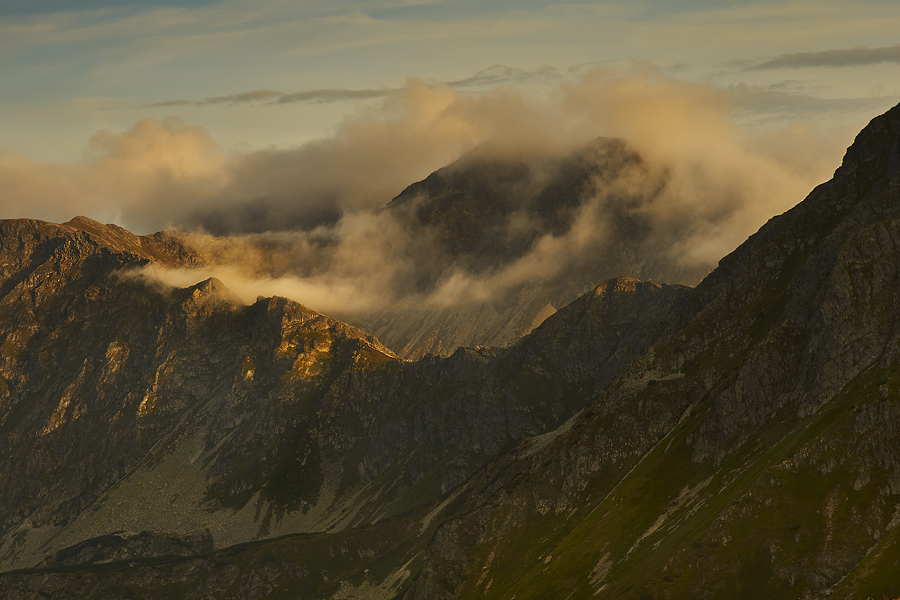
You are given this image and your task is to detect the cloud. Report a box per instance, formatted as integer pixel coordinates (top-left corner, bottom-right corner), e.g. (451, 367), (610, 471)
(0, 80), (481, 234)
(0, 67), (870, 327)
(275, 88), (399, 104)
(749, 44), (900, 70)
(126, 263), (388, 315)
(150, 90), (285, 107)
(145, 64), (561, 109)
(0, 116), (228, 229)
(149, 88), (398, 107)
(445, 64), (562, 89)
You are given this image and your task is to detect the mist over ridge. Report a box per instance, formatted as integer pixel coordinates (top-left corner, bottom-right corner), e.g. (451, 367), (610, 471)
(0, 67), (863, 348)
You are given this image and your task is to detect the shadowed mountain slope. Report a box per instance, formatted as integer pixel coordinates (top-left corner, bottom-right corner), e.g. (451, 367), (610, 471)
(1, 104), (900, 598)
(0, 216), (693, 594)
(396, 99), (900, 600)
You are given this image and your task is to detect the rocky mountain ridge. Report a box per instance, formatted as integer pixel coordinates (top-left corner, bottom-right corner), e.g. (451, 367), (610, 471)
(352, 137), (711, 358)
(180, 137), (710, 360)
(0, 216), (692, 583)
(0, 103), (899, 597)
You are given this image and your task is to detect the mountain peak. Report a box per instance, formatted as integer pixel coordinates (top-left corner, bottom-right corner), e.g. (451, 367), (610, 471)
(840, 101), (900, 179)
(58, 215), (107, 231)
(185, 276), (243, 306)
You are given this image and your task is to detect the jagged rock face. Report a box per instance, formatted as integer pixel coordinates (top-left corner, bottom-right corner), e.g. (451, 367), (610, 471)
(2, 104), (900, 599)
(349, 137), (710, 358)
(0, 217), (207, 525)
(0, 218), (403, 568)
(352, 277), (697, 503)
(0, 215), (693, 587)
(396, 102), (900, 600)
(684, 104), (900, 463)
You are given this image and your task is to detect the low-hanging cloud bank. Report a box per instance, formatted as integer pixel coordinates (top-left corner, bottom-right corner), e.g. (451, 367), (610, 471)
(0, 79), (481, 234)
(0, 67), (867, 319)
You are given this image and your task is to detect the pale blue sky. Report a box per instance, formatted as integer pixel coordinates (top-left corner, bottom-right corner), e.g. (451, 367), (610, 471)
(2, 0), (899, 161)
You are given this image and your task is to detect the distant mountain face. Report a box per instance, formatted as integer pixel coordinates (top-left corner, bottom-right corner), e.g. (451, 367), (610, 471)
(171, 137), (711, 360)
(1, 103), (900, 599)
(347, 137), (712, 358)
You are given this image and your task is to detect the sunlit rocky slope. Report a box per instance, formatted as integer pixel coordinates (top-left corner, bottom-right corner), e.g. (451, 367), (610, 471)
(1, 103), (900, 598)
(0, 216), (691, 585)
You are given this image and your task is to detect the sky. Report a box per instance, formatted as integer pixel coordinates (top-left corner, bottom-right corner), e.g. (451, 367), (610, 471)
(2, 0), (898, 165)
(2, 0), (900, 320)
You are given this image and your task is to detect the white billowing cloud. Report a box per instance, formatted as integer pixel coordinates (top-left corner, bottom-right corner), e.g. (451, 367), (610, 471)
(129, 263), (386, 315)
(0, 117), (228, 230)
(1, 67), (872, 320)
(552, 67), (838, 265)
(0, 80), (482, 233)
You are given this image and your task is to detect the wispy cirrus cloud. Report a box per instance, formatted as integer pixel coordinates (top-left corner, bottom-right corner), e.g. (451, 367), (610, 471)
(748, 43), (900, 70)
(150, 89), (284, 107)
(445, 64), (561, 88)
(149, 87), (399, 107)
(275, 88), (399, 104)
(146, 64), (559, 108)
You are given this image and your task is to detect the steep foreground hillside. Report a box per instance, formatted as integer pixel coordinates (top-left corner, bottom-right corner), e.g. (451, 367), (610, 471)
(0, 103), (899, 598)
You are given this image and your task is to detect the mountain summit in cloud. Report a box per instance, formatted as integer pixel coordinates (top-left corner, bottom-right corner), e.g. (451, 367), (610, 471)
(1, 102), (900, 598)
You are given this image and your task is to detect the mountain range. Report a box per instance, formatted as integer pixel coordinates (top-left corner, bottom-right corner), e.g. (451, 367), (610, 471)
(0, 103), (899, 598)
